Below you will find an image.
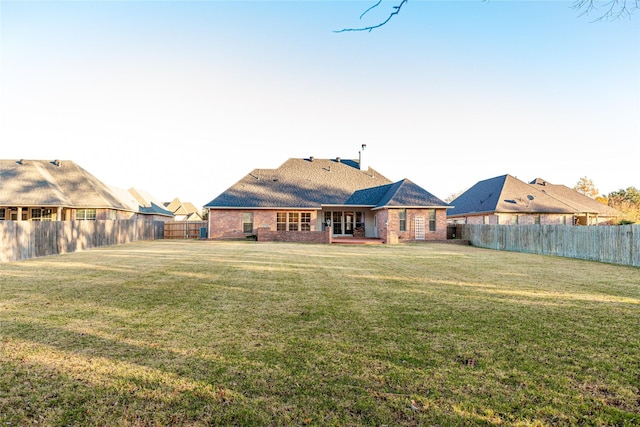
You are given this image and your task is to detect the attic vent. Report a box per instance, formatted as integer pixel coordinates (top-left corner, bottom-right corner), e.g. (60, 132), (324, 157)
(336, 157), (341, 162)
(309, 156), (314, 162)
(17, 159), (24, 165)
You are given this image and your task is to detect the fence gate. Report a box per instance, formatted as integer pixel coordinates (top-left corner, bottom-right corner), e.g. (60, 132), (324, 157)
(164, 221), (207, 239)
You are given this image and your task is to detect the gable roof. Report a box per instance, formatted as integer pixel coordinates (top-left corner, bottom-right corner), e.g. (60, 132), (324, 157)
(0, 159), (129, 210)
(448, 174), (620, 217)
(205, 158), (394, 209)
(164, 198), (185, 214)
(347, 179), (450, 209)
(164, 198), (202, 217)
(113, 187), (174, 217)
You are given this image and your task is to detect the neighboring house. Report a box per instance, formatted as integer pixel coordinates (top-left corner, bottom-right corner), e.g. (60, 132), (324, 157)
(204, 147), (451, 243)
(164, 198), (203, 221)
(0, 159), (134, 221)
(111, 187), (175, 222)
(447, 174), (621, 225)
(0, 159), (172, 222)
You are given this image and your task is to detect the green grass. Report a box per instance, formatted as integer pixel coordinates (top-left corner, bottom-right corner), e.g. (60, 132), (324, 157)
(1, 240), (639, 426)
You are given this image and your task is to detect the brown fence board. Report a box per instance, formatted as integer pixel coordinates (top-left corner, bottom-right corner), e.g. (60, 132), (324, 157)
(0, 218), (164, 262)
(458, 224), (638, 267)
(163, 221), (207, 239)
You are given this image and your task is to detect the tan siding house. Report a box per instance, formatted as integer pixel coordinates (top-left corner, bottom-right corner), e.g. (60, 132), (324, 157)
(447, 174), (621, 225)
(0, 159), (173, 222)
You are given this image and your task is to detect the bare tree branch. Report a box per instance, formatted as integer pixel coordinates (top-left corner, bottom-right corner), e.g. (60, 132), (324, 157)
(334, 0), (408, 33)
(334, 0), (636, 34)
(360, 0), (383, 20)
(572, 0), (639, 21)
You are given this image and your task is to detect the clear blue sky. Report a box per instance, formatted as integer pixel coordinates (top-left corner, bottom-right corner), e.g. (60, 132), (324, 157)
(1, 1), (638, 207)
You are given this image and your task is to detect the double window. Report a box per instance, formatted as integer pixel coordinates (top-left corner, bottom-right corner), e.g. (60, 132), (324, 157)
(31, 208), (53, 221)
(76, 209), (96, 220)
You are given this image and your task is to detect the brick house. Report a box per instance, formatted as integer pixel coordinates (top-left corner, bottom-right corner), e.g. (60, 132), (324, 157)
(204, 147), (451, 243)
(447, 174), (621, 225)
(0, 159), (173, 222)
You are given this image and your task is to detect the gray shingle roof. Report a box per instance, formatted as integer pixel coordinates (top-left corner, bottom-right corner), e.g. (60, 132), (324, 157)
(449, 174), (621, 217)
(0, 159), (129, 210)
(206, 158), (392, 208)
(205, 158), (447, 209)
(347, 179), (450, 208)
(529, 178), (621, 217)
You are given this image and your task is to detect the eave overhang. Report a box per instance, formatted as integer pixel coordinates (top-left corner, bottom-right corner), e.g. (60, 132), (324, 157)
(372, 205), (453, 211)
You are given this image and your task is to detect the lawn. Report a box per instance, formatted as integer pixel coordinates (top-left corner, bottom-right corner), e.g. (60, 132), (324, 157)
(1, 240), (639, 426)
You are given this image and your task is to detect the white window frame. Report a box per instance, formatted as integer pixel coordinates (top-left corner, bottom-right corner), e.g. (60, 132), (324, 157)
(76, 209), (97, 221)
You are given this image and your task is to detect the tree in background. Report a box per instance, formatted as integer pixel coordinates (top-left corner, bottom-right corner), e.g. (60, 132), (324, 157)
(445, 191), (464, 204)
(336, 0), (638, 32)
(573, 176), (599, 199)
(607, 187), (640, 224)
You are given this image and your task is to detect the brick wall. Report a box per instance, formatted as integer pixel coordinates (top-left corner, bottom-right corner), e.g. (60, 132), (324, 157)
(256, 227), (331, 244)
(208, 209), (320, 240)
(208, 210), (247, 239)
(384, 208), (448, 242)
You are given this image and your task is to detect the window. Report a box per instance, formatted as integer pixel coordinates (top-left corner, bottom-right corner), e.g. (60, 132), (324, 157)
(242, 212), (254, 233)
(277, 212), (287, 231)
(399, 209), (406, 232)
(288, 212), (299, 231)
(355, 212), (364, 229)
(0, 209), (5, 220)
(76, 209), (97, 220)
(301, 212), (311, 231)
(429, 209), (436, 232)
(31, 208), (53, 221)
(332, 212), (342, 235)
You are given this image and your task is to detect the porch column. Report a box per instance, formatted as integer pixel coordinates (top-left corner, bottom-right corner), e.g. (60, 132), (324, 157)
(56, 207), (62, 221)
(17, 207), (22, 221)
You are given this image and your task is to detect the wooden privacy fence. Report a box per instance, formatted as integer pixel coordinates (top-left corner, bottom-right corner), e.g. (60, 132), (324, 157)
(164, 221), (207, 239)
(456, 224), (639, 267)
(0, 219), (165, 263)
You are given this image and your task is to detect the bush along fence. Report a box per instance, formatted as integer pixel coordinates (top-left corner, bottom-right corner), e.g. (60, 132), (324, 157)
(457, 224), (639, 268)
(0, 219), (165, 263)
